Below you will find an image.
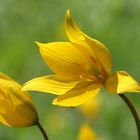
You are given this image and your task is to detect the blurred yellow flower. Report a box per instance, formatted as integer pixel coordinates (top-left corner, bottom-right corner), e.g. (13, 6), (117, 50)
(78, 95), (101, 119)
(22, 10), (140, 107)
(78, 123), (97, 140)
(0, 72), (38, 127)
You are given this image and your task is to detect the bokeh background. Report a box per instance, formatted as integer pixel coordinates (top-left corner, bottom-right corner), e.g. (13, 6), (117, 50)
(0, 0), (140, 140)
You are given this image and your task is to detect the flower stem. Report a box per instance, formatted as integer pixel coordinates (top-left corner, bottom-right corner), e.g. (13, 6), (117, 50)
(118, 94), (140, 140)
(36, 121), (49, 140)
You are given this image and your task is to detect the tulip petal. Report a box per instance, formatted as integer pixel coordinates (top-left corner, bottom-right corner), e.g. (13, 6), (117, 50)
(36, 41), (94, 80)
(8, 87), (38, 125)
(53, 81), (101, 107)
(65, 10), (112, 75)
(0, 115), (11, 127)
(0, 72), (38, 127)
(105, 71), (140, 93)
(78, 123), (97, 140)
(0, 89), (33, 127)
(22, 75), (83, 95)
(0, 72), (20, 94)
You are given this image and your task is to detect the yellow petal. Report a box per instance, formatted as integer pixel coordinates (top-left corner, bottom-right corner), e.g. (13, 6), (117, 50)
(0, 115), (11, 127)
(78, 123), (97, 140)
(0, 88), (7, 100)
(0, 73), (38, 127)
(105, 71), (140, 93)
(22, 75), (82, 95)
(36, 41), (95, 80)
(0, 72), (20, 94)
(53, 81), (101, 107)
(8, 87), (38, 126)
(65, 10), (112, 75)
(0, 89), (35, 127)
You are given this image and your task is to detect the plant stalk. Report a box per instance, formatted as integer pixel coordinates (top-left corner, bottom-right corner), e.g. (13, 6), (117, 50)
(36, 121), (49, 140)
(119, 94), (140, 140)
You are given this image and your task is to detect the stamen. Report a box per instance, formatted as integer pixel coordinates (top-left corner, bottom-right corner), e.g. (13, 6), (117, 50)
(90, 55), (109, 81)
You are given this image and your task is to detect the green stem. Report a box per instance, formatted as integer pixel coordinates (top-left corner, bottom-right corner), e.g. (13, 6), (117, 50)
(36, 121), (49, 140)
(119, 94), (140, 140)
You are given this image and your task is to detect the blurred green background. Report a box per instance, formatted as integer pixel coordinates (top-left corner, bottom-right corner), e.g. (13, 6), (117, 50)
(0, 0), (140, 140)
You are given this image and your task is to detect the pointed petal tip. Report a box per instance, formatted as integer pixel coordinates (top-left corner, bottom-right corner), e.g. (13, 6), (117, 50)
(21, 86), (26, 92)
(52, 98), (77, 107)
(66, 9), (72, 20)
(52, 98), (66, 107)
(21, 82), (30, 92)
(35, 41), (42, 47)
(52, 98), (68, 107)
(52, 98), (57, 105)
(34, 41), (47, 51)
(66, 9), (70, 15)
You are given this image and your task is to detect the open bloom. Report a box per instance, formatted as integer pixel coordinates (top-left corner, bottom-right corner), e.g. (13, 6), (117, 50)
(0, 72), (38, 127)
(78, 123), (98, 140)
(22, 10), (140, 107)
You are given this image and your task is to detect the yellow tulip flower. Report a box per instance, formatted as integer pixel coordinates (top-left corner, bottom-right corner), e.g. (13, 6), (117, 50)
(22, 10), (140, 107)
(78, 123), (97, 140)
(0, 72), (38, 127)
